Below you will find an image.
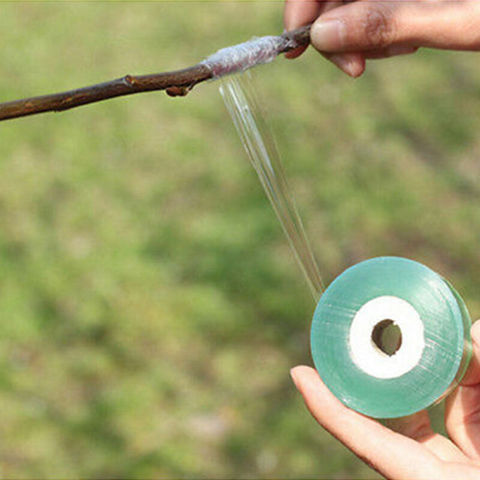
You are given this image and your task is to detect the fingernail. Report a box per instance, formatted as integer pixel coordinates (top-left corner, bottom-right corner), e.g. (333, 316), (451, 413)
(290, 368), (299, 388)
(311, 19), (346, 52)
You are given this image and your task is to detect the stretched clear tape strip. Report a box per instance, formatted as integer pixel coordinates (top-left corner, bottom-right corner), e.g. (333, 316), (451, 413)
(219, 73), (323, 300)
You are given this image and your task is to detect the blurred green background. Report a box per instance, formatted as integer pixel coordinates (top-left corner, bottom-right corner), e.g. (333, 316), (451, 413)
(0, 1), (480, 478)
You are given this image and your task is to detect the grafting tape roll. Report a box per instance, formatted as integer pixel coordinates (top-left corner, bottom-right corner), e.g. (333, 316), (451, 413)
(311, 257), (472, 419)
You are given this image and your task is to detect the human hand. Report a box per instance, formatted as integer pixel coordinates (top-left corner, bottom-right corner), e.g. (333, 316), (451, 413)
(284, 0), (480, 77)
(290, 320), (480, 479)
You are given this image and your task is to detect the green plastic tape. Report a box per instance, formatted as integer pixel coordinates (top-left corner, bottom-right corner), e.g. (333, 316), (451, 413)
(311, 257), (472, 419)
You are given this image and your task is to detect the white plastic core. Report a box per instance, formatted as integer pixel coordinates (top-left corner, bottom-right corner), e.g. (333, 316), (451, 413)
(349, 296), (425, 379)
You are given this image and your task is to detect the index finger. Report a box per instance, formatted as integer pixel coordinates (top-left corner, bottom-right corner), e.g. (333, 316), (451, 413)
(284, 0), (323, 30)
(284, 0), (323, 58)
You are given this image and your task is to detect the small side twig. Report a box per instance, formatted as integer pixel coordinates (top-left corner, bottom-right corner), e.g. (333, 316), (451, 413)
(0, 25), (310, 122)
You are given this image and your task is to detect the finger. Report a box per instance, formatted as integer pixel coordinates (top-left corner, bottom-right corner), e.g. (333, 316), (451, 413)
(284, 0), (323, 31)
(284, 0), (324, 59)
(385, 411), (469, 464)
(324, 52), (365, 77)
(445, 320), (480, 460)
(459, 319), (480, 387)
(321, 2), (366, 77)
(291, 366), (442, 479)
(285, 45), (309, 60)
(310, 1), (480, 54)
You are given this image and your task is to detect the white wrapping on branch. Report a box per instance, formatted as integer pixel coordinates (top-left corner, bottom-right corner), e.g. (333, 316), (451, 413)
(202, 35), (296, 78)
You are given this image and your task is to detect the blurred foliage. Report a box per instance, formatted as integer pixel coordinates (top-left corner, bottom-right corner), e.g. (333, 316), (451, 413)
(0, 2), (479, 478)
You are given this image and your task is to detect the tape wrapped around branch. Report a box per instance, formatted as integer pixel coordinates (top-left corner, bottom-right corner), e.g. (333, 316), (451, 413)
(203, 34), (300, 78)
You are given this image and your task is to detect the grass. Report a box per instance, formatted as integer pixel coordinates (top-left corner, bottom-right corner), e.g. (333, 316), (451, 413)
(0, 1), (479, 478)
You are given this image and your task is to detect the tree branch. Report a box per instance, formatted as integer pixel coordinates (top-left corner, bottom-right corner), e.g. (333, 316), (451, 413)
(0, 25), (311, 122)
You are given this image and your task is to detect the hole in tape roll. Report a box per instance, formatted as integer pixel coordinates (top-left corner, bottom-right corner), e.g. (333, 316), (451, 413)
(371, 319), (402, 356)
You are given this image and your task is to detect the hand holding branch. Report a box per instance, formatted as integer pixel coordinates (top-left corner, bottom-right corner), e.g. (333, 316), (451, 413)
(285, 0), (480, 77)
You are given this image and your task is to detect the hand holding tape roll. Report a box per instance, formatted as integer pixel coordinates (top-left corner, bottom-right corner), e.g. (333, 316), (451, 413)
(219, 74), (474, 422)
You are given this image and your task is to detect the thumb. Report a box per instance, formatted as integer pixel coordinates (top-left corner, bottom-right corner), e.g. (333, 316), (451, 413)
(310, 1), (480, 53)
